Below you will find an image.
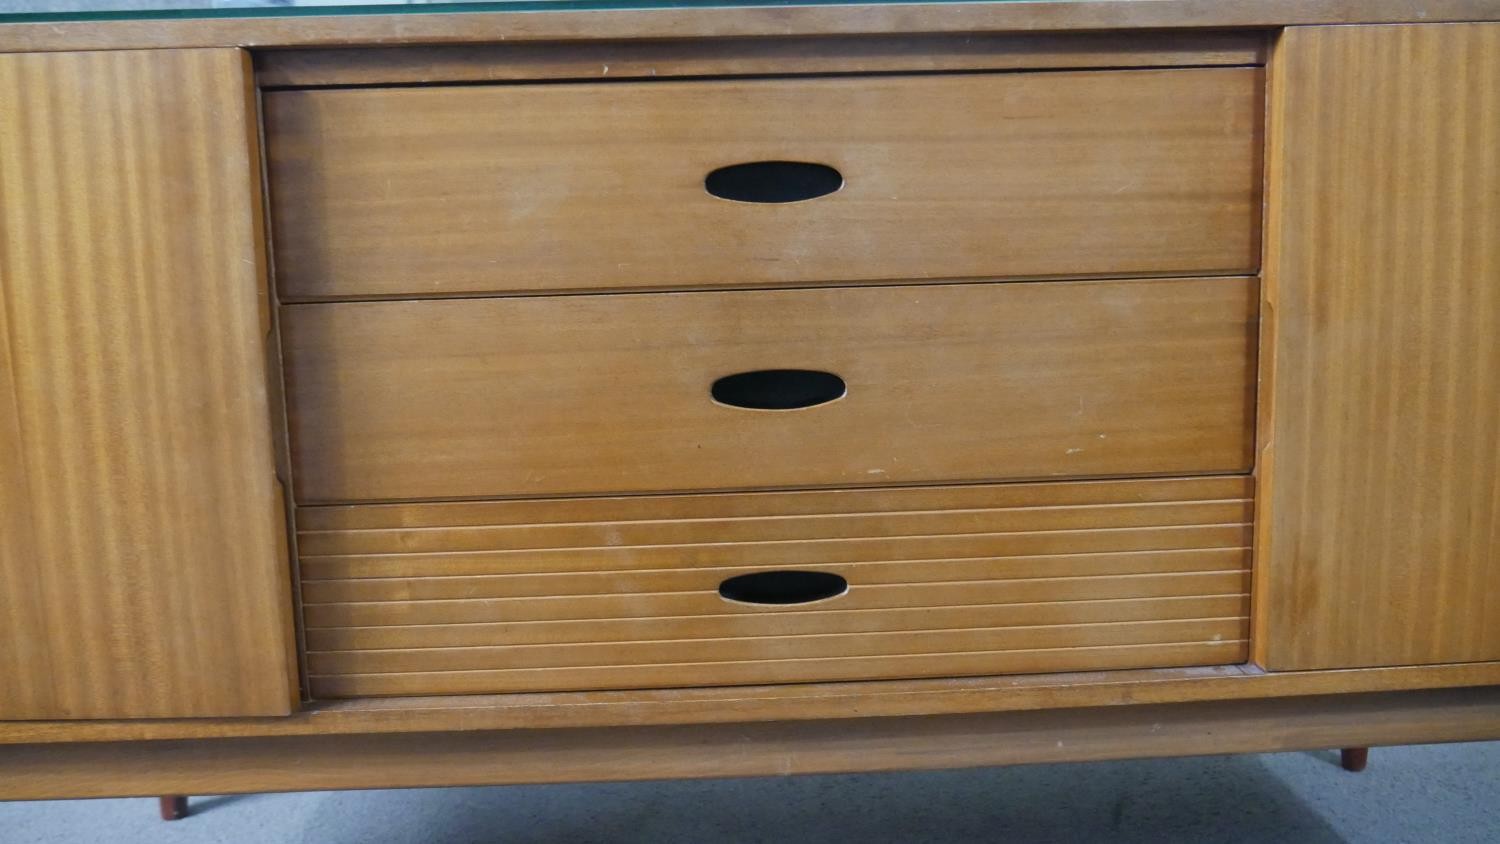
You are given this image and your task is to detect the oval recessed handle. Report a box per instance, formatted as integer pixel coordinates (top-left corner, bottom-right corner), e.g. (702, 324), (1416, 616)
(711, 369), (846, 411)
(718, 570), (849, 606)
(704, 161), (844, 204)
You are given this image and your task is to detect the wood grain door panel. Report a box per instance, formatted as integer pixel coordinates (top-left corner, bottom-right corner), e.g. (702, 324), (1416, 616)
(1255, 23), (1500, 669)
(0, 49), (298, 719)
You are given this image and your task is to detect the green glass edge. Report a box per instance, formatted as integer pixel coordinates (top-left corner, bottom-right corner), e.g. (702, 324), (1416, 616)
(0, 0), (1035, 25)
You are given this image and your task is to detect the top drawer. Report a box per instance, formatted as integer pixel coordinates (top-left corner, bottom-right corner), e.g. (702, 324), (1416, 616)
(265, 68), (1262, 300)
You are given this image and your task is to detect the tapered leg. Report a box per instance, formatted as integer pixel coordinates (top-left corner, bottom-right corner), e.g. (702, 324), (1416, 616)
(158, 795), (189, 821)
(1340, 748), (1369, 773)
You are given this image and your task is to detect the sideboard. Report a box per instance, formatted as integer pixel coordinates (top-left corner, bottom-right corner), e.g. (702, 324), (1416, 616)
(1, 0), (1498, 802)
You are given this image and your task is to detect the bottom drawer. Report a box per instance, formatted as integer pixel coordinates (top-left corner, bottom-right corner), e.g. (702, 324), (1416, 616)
(299, 476), (1252, 698)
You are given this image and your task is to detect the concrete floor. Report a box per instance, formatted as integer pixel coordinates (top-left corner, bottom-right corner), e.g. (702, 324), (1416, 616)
(3, 743), (1498, 843)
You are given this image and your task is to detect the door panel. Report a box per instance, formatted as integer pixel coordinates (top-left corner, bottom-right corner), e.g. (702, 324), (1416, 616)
(1256, 23), (1500, 669)
(0, 49), (298, 718)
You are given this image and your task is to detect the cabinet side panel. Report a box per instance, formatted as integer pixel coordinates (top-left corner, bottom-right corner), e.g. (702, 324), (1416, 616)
(1258, 23), (1500, 669)
(0, 49), (296, 718)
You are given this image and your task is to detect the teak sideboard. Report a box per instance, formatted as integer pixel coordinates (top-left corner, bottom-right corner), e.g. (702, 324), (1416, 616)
(1, 0), (1499, 802)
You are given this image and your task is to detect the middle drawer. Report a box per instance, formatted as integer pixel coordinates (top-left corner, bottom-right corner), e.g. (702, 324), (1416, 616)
(283, 277), (1256, 503)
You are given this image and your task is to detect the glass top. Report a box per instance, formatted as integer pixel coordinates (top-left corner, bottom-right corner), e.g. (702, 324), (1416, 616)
(4, 0), (986, 24)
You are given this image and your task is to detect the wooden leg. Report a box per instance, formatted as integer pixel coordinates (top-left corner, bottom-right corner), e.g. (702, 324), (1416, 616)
(158, 795), (189, 821)
(1340, 747), (1369, 773)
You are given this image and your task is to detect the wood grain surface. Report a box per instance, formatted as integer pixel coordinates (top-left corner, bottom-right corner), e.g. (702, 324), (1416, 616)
(7, 662), (1500, 746)
(4, 1), (1500, 53)
(0, 49), (297, 719)
(282, 278), (1258, 502)
(1255, 23), (1500, 670)
(6, 686), (1500, 800)
(256, 31), (1266, 88)
(296, 476), (1251, 698)
(266, 69), (1261, 299)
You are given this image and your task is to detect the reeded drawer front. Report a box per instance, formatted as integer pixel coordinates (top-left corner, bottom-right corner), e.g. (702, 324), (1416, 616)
(300, 476), (1252, 698)
(282, 277), (1258, 503)
(266, 68), (1262, 300)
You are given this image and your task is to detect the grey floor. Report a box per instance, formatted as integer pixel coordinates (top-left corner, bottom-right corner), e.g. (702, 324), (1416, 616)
(3, 743), (1498, 843)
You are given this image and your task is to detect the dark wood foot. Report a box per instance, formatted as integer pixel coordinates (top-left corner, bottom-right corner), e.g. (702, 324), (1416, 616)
(1340, 747), (1369, 773)
(159, 795), (189, 821)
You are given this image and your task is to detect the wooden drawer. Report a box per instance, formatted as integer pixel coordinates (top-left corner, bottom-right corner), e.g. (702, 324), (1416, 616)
(282, 277), (1257, 503)
(265, 68), (1262, 300)
(299, 476), (1253, 697)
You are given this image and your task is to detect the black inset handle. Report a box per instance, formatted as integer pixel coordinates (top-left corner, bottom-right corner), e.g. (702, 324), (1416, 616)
(705, 161), (844, 204)
(718, 570), (849, 605)
(711, 369), (846, 411)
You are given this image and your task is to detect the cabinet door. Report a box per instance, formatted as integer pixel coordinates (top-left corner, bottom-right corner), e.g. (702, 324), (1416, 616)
(0, 49), (297, 718)
(1256, 24), (1500, 669)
